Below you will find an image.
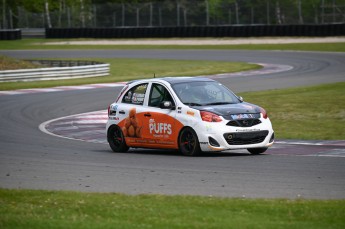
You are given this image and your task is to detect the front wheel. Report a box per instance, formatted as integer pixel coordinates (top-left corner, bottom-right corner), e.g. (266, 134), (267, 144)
(178, 127), (201, 156)
(247, 147), (268, 155)
(107, 125), (129, 153)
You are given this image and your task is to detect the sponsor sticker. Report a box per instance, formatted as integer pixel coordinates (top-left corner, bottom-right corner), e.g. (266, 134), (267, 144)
(235, 128), (260, 132)
(187, 111), (195, 116)
(132, 93), (145, 104)
(118, 110), (184, 148)
(112, 105), (118, 111)
(231, 114), (256, 120)
(109, 117), (119, 120)
(149, 118), (172, 138)
(205, 124), (213, 132)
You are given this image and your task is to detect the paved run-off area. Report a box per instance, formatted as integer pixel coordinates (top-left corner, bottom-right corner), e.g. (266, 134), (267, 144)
(1, 48), (345, 199)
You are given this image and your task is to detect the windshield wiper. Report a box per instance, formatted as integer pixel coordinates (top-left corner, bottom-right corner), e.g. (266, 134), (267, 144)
(203, 102), (234, 106)
(184, 102), (203, 106)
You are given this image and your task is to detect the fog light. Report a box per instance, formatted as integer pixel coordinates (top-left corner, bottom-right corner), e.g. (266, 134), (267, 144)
(269, 133), (275, 143)
(208, 137), (220, 147)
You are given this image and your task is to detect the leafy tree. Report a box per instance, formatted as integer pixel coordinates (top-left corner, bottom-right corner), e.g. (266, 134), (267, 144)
(2, 0), (345, 28)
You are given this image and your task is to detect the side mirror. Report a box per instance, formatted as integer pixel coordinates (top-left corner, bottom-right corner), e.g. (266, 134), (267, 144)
(160, 101), (174, 109)
(238, 96), (244, 103)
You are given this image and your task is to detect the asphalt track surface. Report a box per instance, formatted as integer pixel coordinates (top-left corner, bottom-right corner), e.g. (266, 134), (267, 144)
(1, 50), (345, 199)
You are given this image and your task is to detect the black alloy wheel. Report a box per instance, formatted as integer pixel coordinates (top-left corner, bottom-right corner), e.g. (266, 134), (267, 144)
(107, 125), (129, 152)
(178, 127), (201, 156)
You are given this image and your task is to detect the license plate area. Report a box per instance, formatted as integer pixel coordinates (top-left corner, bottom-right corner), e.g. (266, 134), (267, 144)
(230, 113), (260, 120)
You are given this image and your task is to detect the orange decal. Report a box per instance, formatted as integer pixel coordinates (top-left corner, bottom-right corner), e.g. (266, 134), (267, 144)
(118, 109), (184, 149)
(120, 108), (143, 138)
(187, 111), (195, 116)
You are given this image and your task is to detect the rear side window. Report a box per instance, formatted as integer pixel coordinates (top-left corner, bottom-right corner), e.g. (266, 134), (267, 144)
(122, 83), (148, 105)
(115, 85), (128, 103)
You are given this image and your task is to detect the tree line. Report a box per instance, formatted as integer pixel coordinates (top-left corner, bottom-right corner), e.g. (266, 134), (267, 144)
(1, 0), (345, 29)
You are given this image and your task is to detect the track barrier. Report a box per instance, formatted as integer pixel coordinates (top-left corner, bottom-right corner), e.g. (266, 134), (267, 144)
(0, 29), (21, 40)
(0, 60), (109, 82)
(46, 24), (345, 38)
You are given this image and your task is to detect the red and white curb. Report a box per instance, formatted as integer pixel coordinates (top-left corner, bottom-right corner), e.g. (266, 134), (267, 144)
(39, 110), (108, 144)
(208, 63), (293, 79)
(1, 63), (291, 96)
(39, 110), (345, 157)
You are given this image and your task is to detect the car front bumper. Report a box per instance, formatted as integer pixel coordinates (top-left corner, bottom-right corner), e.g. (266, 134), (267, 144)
(195, 118), (274, 152)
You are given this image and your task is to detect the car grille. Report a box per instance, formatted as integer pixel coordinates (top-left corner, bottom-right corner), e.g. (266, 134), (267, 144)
(223, 131), (269, 145)
(227, 119), (261, 127)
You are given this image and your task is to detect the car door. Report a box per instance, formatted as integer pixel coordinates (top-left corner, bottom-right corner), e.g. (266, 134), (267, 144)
(141, 82), (184, 149)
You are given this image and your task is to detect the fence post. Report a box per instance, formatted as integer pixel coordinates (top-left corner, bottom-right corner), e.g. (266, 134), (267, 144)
(2, 0), (6, 29)
(149, 2), (153, 27)
(177, 2), (180, 26)
(266, 0), (270, 25)
(235, 1), (239, 24)
(205, 0), (209, 26)
(122, 3), (125, 27)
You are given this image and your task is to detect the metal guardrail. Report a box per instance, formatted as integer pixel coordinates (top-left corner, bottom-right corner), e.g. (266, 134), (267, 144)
(21, 28), (45, 38)
(0, 60), (110, 82)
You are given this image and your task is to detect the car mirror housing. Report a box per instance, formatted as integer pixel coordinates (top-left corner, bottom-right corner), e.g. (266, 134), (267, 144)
(160, 101), (174, 110)
(238, 96), (244, 103)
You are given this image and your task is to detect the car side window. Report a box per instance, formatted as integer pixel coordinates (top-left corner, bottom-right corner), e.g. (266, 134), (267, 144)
(122, 83), (148, 105)
(149, 83), (174, 107)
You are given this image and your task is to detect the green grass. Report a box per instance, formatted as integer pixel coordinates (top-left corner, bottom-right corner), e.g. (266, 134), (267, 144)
(0, 58), (259, 90)
(0, 189), (344, 229)
(0, 55), (39, 70)
(0, 38), (345, 52)
(239, 82), (345, 140)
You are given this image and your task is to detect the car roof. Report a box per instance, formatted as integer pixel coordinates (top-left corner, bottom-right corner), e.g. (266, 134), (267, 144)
(127, 77), (215, 86)
(161, 77), (215, 85)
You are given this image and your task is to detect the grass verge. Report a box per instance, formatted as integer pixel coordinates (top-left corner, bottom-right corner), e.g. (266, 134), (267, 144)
(0, 39), (344, 52)
(239, 82), (345, 140)
(0, 55), (39, 70)
(1, 188), (344, 229)
(0, 58), (259, 90)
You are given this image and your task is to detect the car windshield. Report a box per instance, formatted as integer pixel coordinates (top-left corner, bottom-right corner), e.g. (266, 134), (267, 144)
(172, 81), (240, 106)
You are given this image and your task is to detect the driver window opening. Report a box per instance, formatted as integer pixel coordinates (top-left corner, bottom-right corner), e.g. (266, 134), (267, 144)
(149, 84), (174, 108)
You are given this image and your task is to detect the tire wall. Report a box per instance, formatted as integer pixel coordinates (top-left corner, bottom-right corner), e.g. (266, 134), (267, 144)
(46, 24), (345, 38)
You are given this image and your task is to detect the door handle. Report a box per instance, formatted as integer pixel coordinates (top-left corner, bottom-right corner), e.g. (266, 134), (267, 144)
(144, 113), (151, 117)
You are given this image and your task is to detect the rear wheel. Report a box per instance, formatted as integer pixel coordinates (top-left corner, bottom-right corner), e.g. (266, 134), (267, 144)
(247, 147), (268, 155)
(107, 125), (129, 152)
(178, 127), (201, 156)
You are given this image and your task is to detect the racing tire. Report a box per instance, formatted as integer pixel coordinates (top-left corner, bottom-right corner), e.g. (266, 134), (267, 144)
(247, 147), (268, 155)
(178, 127), (201, 156)
(107, 125), (129, 153)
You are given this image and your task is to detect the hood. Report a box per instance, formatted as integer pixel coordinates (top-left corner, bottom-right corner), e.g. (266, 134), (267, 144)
(194, 102), (261, 120)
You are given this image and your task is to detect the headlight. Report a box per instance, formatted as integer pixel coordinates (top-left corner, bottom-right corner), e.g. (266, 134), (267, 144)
(259, 107), (268, 119)
(200, 111), (222, 122)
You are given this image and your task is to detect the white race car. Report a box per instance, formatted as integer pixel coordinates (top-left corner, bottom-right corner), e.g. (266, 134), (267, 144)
(106, 77), (274, 156)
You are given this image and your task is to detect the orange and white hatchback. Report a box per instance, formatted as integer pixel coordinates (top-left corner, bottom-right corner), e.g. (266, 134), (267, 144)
(106, 77), (274, 156)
